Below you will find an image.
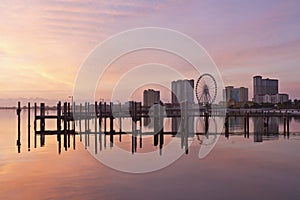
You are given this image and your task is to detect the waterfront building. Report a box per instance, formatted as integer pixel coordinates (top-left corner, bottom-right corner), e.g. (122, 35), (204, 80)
(224, 86), (248, 103)
(253, 75), (289, 104)
(253, 75), (278, 97)
(143, 89), (160, 126)
(171, 79), (194, 104)
(171, 79), (194, 133)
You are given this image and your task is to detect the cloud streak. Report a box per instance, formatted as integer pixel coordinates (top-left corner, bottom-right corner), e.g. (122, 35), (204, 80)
(1, 0), (300, 103)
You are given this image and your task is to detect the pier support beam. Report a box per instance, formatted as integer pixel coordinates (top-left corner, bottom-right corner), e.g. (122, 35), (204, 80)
(244, 117), (247, 137)
(34, 103), (37, 148)
(57, 102), (61, 133)
(79, 103), (82, 141)
(283, 117), (287, 135)
(225, 114), (229, 139)
(63, 102), (67, 150)
(40, 103), (45, 147)
(40, 103), (45, 132)
(95, 102), (98, 154)
(104, 102), (107, 133)
(110, 102), (114, 148)
(16, 102), (22, 152)
(247, 113), (250, 136)
(28, 102), (30, 151)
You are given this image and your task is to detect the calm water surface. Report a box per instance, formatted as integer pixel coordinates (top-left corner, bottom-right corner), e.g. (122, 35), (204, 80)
(1, 109), (300, 199)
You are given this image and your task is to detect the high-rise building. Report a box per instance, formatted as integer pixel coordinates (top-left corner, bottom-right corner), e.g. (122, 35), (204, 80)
(143, 89), (160, 126)
(253, 75), (278, 96)
(253, 76), (278, 102)
(171, 79), (194, 133)
(171, 79), (194, 104)
(253, 75), (288, 104)
(224, 86), (248, 103)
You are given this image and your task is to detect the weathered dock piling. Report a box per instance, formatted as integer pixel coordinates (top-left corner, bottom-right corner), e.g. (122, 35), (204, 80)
(40, 103), (45, 132)
(225, 114), (229, 138)
(57, 101), (61, 133)
(40, 103), (45, 147)
(110, 102), (114, 148)
(79, 103), (82, 141)
(16, 102), (22, 152)
(95, 101), (98, 154)
(34, 103), (37, 148)
(28, 102), (30, 150)
(283, 116), (287, 135)
(104, 102), (107, 133)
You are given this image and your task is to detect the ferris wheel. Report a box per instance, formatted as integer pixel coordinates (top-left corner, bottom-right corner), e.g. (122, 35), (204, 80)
(195, 73), (217, 106)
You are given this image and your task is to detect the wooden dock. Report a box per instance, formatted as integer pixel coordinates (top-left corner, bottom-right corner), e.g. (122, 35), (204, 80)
(16, 100), (298, 154)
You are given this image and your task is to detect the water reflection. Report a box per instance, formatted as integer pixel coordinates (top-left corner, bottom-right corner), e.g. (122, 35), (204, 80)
(18, 115), (298, 155)
(253, 117), (280, 142)
(2, 109), (300, 200)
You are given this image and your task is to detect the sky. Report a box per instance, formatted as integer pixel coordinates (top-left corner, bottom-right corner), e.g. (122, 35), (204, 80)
(1, 0), (300, 106)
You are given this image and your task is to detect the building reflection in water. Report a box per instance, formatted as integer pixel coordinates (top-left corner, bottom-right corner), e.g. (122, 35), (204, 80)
(253, 117), (279, 142)
(229, 117), (243, 131)
(20, 115), (294, 155)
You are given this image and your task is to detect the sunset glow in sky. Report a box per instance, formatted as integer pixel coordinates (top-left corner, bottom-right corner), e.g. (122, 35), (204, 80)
(1, 0), (300, 105)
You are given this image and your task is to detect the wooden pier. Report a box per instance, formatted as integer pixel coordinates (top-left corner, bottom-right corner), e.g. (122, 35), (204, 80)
(16, 100), (299, 154)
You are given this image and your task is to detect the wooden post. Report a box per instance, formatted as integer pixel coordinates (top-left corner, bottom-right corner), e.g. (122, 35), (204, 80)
(104, 102), (107, 133)
(67, 102), (71, 132)
(63, 102), (67, 151)
(159, 102), (164, 149)
(204, 111), (209, 135)
(287, 115), (290, 136)
(87, 102), (90, 147)
(110, 102), (114, 133)
(135, 102), (137, 152)
(73, 132), (76, 150)
(40, 103), (45, 147)
(95, 101), (98, 133)
(57, 131), (61, 154)
(72, 102), (75, 131)
(28, 102), (30, 151)
(84, 102), (87, 148)
(103, 102), (105, 133)
(34, 102), (37, 148)
(139, 102), (142, 133)
(57, 102), (61, 153)
(153, 103), (159, 147)
(225, 114), (229, 139)
(184, 102), (189, 154)
(110, 102), (114, 148)
(138, 102), (142, 148)
(283, 117), (287, 135)
(119, 102), (122, 132)
(57, 101), (61, 133)
(99, 101), (103, 150)
(247, 113), (250, 136)
(131, 101), (135, 153)
(40, 103), (45, 132)
(244, 117), (247, 138)
(79, 103), (82, 141)
(72, 102), (75, 132)
(16, 102), (21, 152)
(99, 101), (102, 131)
(95, 101), (98, 154)
(119, 102), (122, 142)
